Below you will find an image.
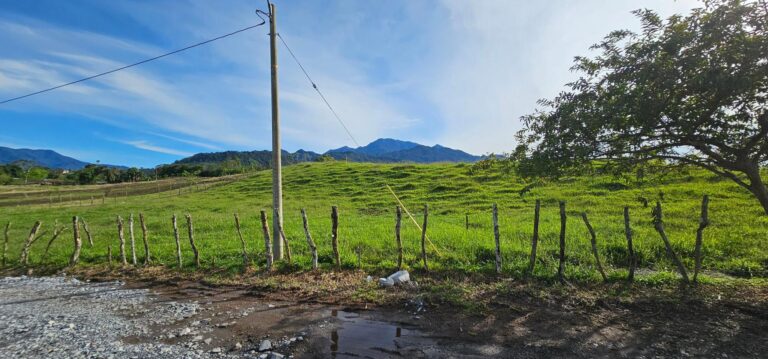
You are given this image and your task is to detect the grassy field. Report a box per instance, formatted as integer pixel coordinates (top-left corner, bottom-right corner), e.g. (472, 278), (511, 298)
(1, 161), (766, 282)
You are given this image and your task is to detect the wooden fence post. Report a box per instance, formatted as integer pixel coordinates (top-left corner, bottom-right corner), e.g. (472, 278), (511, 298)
(301, 209), (318, 270)
(70, 216), (82, 266)
(557, 201), (566, 284)
(260, 210), (273, 270)
(108, 245), (113, 267)
(2, 222), (10, 268)
(43, 222), (66, 258)
(421, 204), (429, 271)
(624, 206), (635, 282)
(331, 206), (340, 268)
(172, 215), (182, 268)
(652, 201), (690, 283)
(492, 203), (502, 274)
(129, 214), (137, 266)
(20, 221), (42, 266)
(234, 213), (249, 270)
(185, 214), (200, 267)
(693, 195), (709, 285)
(82, 219), (93, 248)
(527, 200), (541, 277)
(117, 216), (127, 265)
(275, 211), (292, 265)
(395, 206), (403, 270)
(581, 212), (608, 282)
(139, 213), (150, 265)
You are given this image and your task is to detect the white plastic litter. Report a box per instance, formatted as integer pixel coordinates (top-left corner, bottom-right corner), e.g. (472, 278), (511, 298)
(378, 270), (410, 287)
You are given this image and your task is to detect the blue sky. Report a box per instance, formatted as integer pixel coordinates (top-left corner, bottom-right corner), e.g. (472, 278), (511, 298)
(0, 0), (698, 168)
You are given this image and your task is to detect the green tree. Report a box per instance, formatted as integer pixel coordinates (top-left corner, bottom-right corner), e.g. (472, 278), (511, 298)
(516, 0), (768, 215)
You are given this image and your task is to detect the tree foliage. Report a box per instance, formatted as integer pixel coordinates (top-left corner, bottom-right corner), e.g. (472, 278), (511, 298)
(516, 0), (768, 214)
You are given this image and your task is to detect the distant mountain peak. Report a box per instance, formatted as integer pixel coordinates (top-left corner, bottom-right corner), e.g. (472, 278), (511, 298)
(0, 146), (90, 170)
(322, 138), (479, 163)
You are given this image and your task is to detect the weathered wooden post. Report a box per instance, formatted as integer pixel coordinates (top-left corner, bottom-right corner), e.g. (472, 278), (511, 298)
(129, 214), (137, 266)
(624, 206), (635, 282)
(395, 206), (403, 270)
(139, 213), (150, 265)
(275, 211), (291, 265)
(70, 216), (82, 266)
(421, 204), (429, 271)
(260, 210), (273, 270)
(117, 216), (127, 265)
(581, 212), (608, 282)
(172, 215), (182, 268)
(693, 195), (709, 285)
(2, 222), (10, 267)
(108, 245), (113, 266)
(652, 201), (689, 283)
(557, 201), (566, 284)
(20, 221), (42, 266)
(527, 200), (541, 277)
(43, 222), (66, 258)
(301, 209), (318, 270)
(234, 213), (249, 270)
(492, 204), (502, 274)
(331, 206), (340, 268)
(185, 214), (200, 268)
(82, 219), (94, 248)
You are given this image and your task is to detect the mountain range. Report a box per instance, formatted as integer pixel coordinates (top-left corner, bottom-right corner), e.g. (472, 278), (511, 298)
(176, 138), (481, 166)
(0, 139), (481, 169)
(0, 146), (90, 170)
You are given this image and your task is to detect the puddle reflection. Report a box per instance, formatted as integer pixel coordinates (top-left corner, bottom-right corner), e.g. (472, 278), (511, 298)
(329, 310), (426, 358)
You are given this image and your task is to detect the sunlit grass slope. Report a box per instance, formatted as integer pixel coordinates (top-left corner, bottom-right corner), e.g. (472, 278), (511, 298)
(1, 161), (766, 281)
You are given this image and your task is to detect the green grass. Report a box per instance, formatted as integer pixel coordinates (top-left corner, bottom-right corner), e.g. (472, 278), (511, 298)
(1, 161), (766, 281)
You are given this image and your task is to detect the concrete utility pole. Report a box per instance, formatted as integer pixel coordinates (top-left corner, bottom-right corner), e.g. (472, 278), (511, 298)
(269, 2), (284, 259)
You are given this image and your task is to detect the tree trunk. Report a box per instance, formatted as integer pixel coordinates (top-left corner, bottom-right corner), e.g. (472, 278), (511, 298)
(745, 165), (768, 216)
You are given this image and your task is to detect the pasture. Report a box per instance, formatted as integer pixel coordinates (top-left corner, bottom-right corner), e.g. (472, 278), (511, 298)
(1, 161), (766, 282)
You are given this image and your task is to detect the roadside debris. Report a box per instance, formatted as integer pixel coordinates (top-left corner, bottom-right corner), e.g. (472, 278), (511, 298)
(378, 270), (410, 287)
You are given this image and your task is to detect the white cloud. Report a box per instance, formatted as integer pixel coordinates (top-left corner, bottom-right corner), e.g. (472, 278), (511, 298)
(121, 140), (193, 157)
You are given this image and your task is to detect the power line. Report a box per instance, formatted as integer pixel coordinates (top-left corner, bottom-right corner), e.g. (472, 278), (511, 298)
(276, 33), (361, 147)
(0, 21), (266, 105)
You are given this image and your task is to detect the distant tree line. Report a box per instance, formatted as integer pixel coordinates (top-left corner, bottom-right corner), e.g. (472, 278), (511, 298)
(0, 158), (256, 186)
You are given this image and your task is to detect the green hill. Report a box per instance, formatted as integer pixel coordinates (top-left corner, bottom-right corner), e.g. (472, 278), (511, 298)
(1, 162), (766, 280)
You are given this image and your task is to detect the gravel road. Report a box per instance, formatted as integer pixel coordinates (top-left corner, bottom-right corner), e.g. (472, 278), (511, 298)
(0, 276), (287, 359)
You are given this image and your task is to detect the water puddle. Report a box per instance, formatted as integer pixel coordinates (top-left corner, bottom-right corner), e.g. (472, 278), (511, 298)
(329, 309), (435, 358)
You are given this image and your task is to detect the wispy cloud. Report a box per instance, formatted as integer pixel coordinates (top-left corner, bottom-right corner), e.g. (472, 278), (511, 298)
(121, 140), (193, 157)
